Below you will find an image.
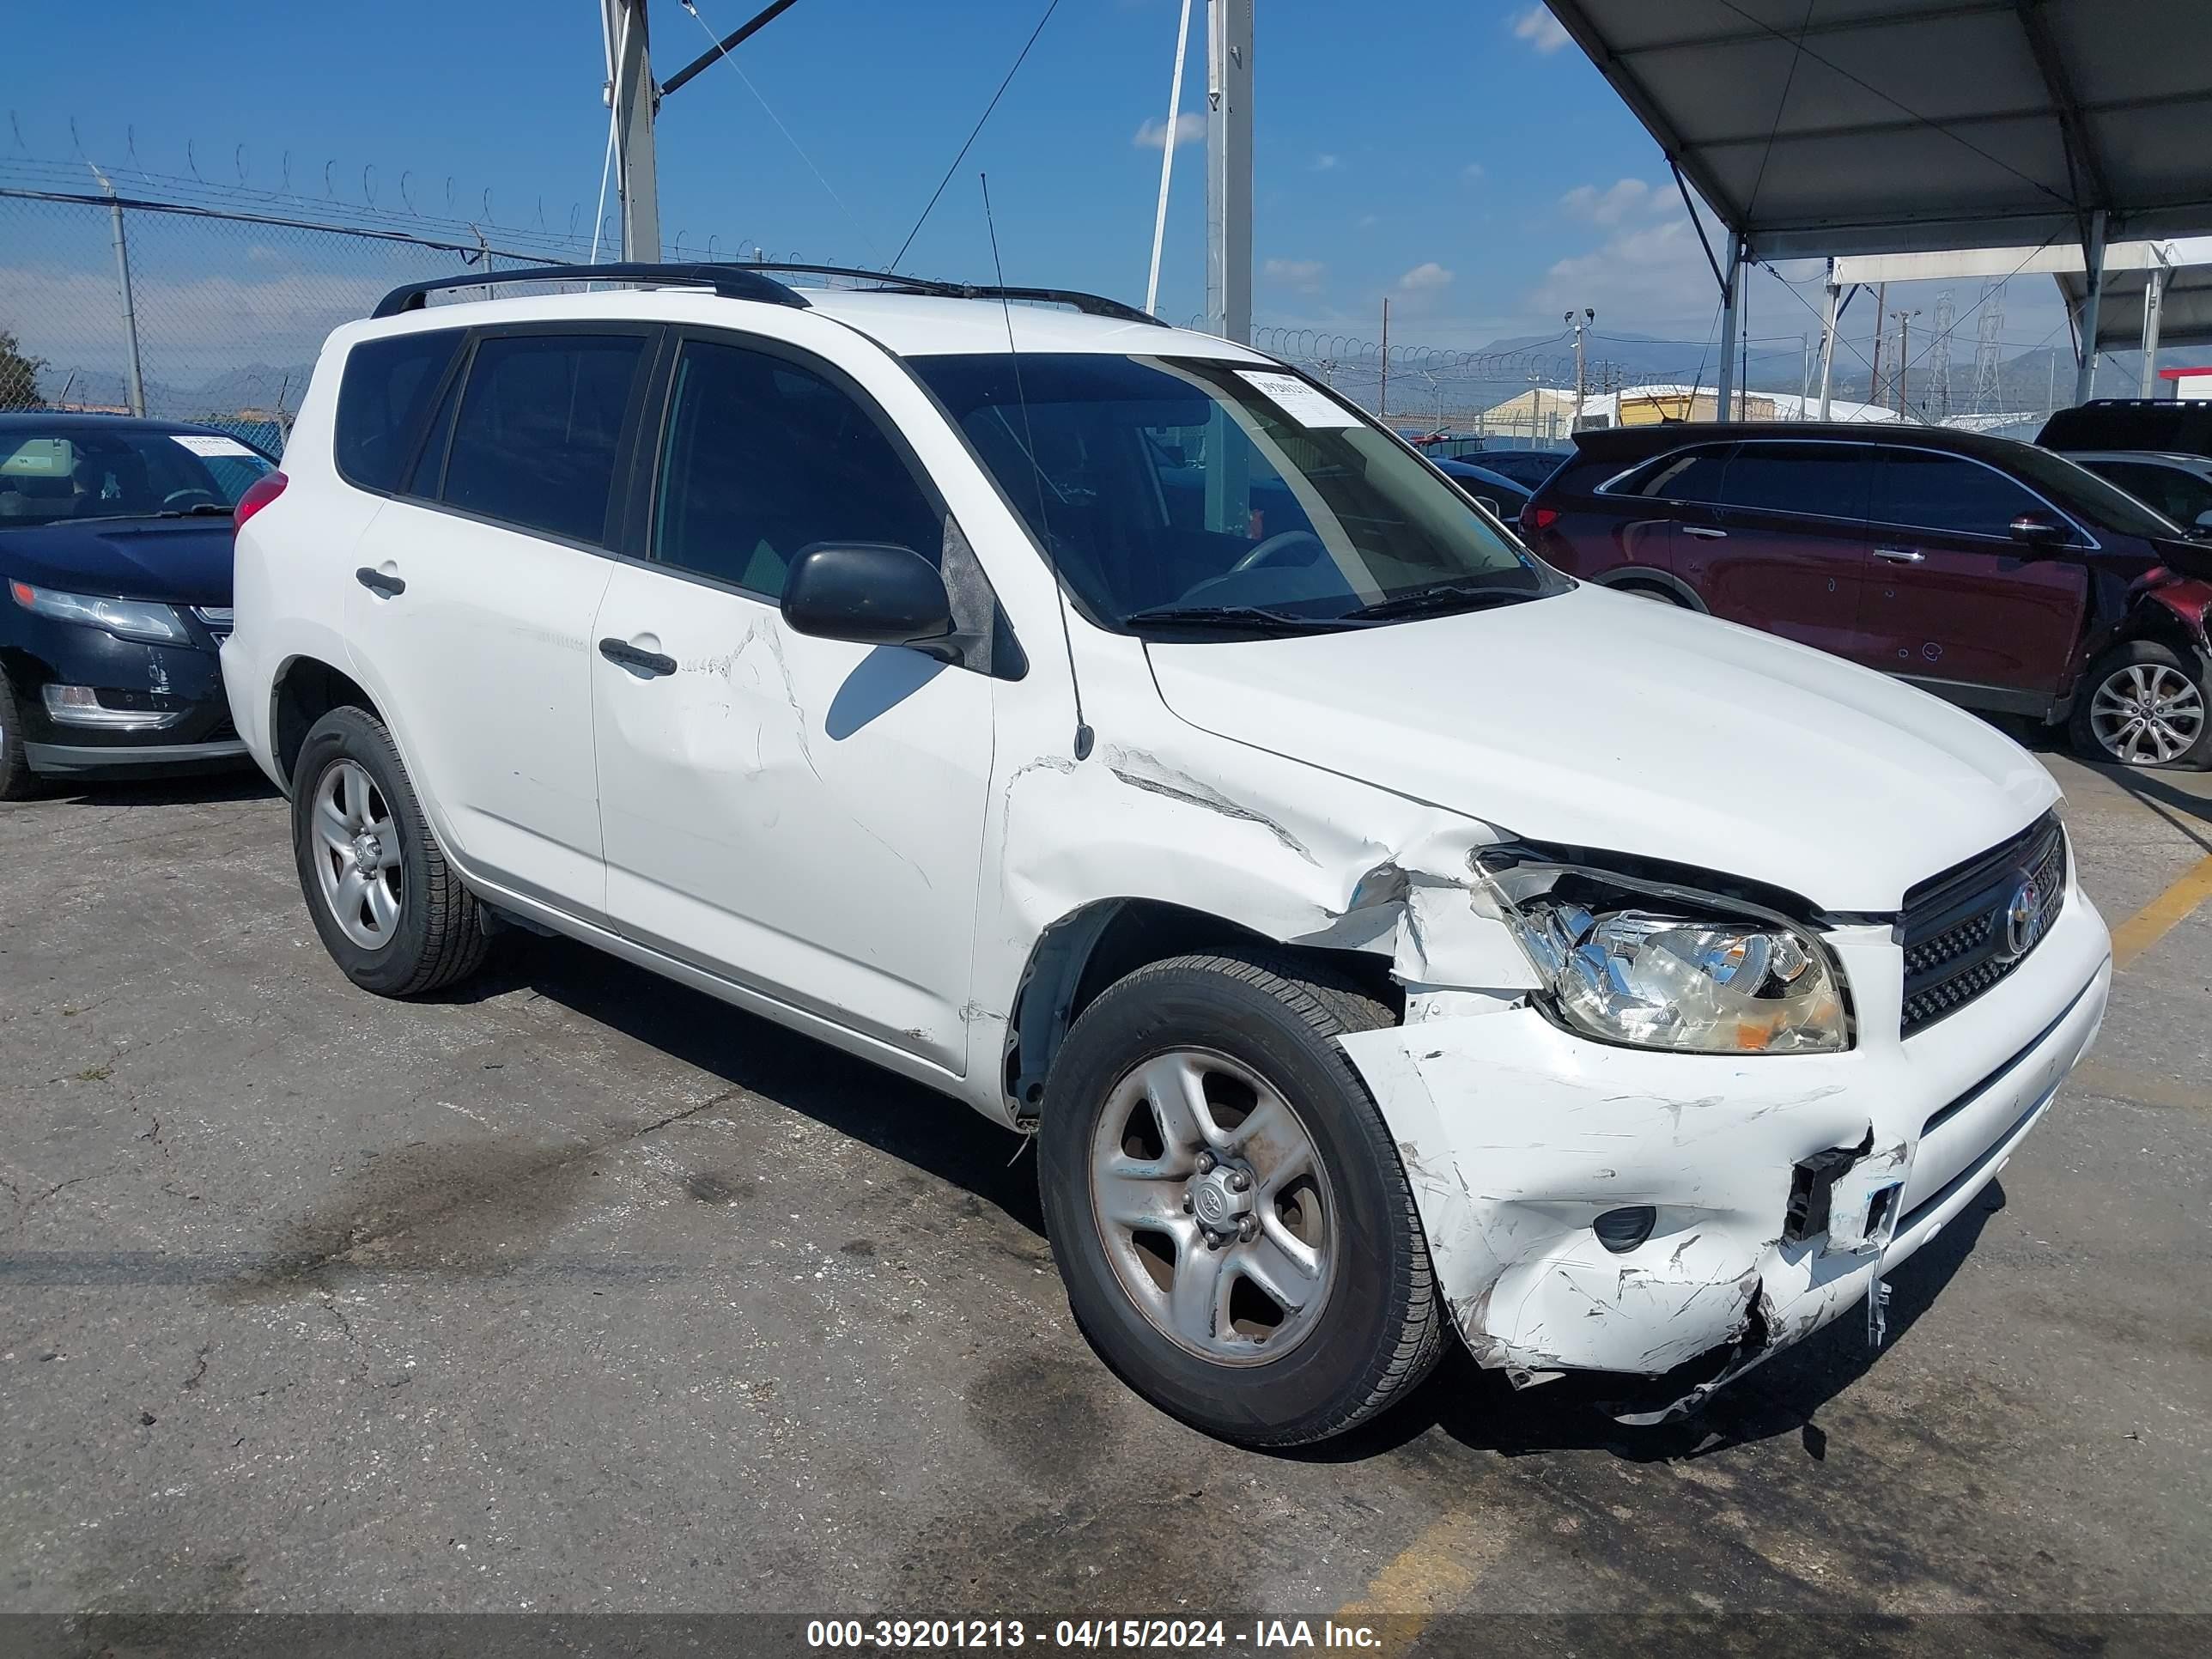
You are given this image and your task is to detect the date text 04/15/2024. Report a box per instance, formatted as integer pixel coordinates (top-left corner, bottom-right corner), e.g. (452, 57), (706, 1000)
(804, 1619), (1382, 1650)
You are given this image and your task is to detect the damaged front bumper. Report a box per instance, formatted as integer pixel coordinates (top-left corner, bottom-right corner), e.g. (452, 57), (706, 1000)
(1335, 878), (2111, 1420)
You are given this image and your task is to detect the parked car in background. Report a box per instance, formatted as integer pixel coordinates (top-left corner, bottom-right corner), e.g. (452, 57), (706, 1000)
(1522, 422), (2212, 769)
(0, 413), (276, 798)
(1432, 457), (1532, 519)
(1454, 447), (1566, 491)
(2064, 452), (2212, 538)
(2039, 397), (2212, 461)
(227, 265), (2109, 1443)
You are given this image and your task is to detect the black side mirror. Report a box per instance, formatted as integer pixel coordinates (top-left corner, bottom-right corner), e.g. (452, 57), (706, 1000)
(2008, 513), (2069, 548)
(781, 543), (956, 655)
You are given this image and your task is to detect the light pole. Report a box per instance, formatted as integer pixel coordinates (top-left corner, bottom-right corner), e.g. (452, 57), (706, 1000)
(1569, 307), (1593, 429)
(1891, 307), (1922, 416)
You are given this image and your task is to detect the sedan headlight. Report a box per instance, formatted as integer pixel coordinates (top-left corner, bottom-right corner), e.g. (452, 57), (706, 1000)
(1480, 856), (1849, 1054)
(8, 580), (191, 645)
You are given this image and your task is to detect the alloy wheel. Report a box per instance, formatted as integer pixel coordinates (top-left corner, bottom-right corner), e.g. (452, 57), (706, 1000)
(310, 757), (403, 949)
(2090, 661), (2205, 766)
(1087, 1048), (1336, 1365)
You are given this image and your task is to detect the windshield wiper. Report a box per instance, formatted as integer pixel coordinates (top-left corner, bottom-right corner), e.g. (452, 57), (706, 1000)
(1121, 602), (1370, 634)
(155, 503), (234, 518)
(1340, 581), (1539, 622)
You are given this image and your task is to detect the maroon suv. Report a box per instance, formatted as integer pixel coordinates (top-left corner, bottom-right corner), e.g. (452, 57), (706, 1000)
(1522, 423), (2212, 769)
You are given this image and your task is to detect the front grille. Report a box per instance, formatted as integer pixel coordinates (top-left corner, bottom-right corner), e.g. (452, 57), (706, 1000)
(1898, 813), (2067, 1037)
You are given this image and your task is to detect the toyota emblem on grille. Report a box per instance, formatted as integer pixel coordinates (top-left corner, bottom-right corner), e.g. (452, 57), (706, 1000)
(2001, 873), (2045, 962)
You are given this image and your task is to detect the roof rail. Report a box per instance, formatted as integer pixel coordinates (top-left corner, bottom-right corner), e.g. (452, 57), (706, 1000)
(716, 263), (1170, 327)
(369, 262), (811, 319)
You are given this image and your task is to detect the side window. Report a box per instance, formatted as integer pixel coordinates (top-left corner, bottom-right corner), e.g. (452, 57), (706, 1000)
(333, 330), (465, 492)
(1872, 449), (2040, 538)
(1621, 445), (1734, 503)
(1720, 443), (1875, 520)
(651, 338), (944, 599)
(441, 332), (646, 545)
(2100, 462), (2212, 527)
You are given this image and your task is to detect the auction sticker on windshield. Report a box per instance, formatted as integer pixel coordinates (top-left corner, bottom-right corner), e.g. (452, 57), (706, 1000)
(1237, 369), (1362, 428)
(170, 434), (256, 457)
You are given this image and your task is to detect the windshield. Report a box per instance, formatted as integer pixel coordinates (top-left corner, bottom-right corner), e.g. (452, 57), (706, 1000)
(0, 427), (275, 528)
(912, 353), (1565, 633)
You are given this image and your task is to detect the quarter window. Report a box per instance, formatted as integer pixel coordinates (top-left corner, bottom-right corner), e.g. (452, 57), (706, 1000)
(1623, 445), (1734, 504)
(333, 330), (465, 492)
(1871, 449), (2042, 538)
(441, 332), (646, 546)
(651, 338), (944, 598)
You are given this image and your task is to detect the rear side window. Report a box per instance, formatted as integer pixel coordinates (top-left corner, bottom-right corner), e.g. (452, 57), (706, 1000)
(442, 332), (647, 546)
(1721, 442), (1875, 520)
(651, 337), (944, 598)
(333, 331), (465, 492)
(1871, 449), (2039, 538)
(2089, 460), (2210, 529)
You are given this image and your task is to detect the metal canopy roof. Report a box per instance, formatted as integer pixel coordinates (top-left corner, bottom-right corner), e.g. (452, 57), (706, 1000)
(1545, 0), (2212, 259)
(2054, 260), (2212, 352)
(1832, 240), (2212, 351)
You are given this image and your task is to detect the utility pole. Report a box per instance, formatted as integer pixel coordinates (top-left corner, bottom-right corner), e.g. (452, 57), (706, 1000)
(1568, 307), (1592, 429)
(1892, 307), (1921, 416)
(1869, 281), (1887, 405)
(1204, 0), (1253, 344)
(88, 164), (146, 417)
(1377, 298), (1389, 418)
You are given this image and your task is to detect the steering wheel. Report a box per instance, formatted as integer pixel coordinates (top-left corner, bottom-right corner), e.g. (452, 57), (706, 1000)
(162, 488), (218, 509)
(1227, 528), (1326, 576)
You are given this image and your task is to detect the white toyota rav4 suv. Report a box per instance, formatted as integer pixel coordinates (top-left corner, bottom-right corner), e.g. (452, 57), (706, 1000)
(225, 264), (2112, 1445)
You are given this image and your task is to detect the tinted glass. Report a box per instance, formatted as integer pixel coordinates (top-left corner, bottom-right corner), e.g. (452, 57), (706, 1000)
(0, 428), (274, 526)
(2039, 402), (2212, 457)
(2089, 460), (2212, 528)
(913, 353), (1560, 634)
(404, 363), (465, 497)
(1624, 446), (1733, 503)
(1871, 449), (2041, 537)
(1722, 442), (1875, 519)
(652, 340), (944, 597)
(442, 332), (644, 544)
(333, 331), (464, 491)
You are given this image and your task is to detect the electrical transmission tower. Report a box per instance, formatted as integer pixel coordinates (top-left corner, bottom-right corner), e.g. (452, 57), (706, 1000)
(1930, 289), (1955, 419)
(1972, 278), (2006, 414)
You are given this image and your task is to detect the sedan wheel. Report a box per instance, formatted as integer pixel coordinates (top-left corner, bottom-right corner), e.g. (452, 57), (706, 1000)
(2089, 659), (2206, 767)
(1088, 1048), (1336, 1365)
(308, 757), (404, 949)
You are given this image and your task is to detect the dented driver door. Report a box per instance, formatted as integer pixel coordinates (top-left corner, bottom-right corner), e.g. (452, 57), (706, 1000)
(589, 331), (994, 1075)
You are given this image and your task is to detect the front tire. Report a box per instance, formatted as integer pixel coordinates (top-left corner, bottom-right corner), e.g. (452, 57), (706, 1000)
(291, 706), (488, 995)
(2069, 640), (2212, 769)
(1037, 951), (1447, 1447)
(0, 672), (37, 801)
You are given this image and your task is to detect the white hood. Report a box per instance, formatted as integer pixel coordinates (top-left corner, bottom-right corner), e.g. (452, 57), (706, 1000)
(1144, 583), (2057, 913)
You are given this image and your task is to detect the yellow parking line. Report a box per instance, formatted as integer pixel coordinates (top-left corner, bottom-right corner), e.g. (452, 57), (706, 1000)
(1334, 1509), (1511, 1652)
(2109, 853), (2212, 970)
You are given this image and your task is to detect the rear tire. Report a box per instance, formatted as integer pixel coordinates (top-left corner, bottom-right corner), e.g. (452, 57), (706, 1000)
(1037, 950), (1447, 1447)
(291, 706), (489, 995)
(0, 672), (38, 801)
(2069, 640), (2212, 769)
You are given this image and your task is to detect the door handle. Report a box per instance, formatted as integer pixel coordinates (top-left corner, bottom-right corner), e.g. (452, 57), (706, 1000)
(598, 637), (678, 678)
(355, 567), (406, 597)
(1874, 546), (1926, 564)
(1681, 525), (1729, 540)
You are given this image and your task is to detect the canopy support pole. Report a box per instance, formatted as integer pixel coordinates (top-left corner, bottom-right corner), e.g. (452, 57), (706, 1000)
(1715, 235), (1743, 422)
(1817, 267), (1845, 421)
(2073, 209), (2107, 407)
(2138, 249), (2167, 397)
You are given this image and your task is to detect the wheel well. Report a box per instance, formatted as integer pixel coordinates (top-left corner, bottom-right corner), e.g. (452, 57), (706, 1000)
(1004, 898), (1403, 1119)
(1597, 568), (1702, 610)
(271, 656), (380, 789)
(2114, 596), (2212, 668)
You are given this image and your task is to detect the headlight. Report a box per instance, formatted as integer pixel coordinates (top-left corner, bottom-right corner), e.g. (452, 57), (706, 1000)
(1480, 857), (1849, 1054)
(8, 580), (191, 645)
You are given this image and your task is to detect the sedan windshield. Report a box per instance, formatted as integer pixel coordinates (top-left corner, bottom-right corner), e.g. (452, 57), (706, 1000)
(0, 427), (275, 528)
(912, 353), (1565, 633)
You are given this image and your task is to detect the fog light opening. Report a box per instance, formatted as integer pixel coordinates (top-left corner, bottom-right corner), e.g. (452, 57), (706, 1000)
(1593, 1205), (1657, 1255)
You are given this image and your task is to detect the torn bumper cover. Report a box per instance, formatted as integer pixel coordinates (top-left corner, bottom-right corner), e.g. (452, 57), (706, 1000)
(1335, 884), (2111, 1420)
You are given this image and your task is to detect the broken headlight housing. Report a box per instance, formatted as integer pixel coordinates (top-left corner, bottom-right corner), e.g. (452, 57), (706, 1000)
(1478, 857), (1849, 1054)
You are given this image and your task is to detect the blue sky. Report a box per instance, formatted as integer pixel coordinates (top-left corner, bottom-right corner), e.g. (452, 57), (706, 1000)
(6, 0), (2081, 373)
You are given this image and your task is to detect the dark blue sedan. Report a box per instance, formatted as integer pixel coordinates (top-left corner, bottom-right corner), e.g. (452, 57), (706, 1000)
(1, 413), (276, 797)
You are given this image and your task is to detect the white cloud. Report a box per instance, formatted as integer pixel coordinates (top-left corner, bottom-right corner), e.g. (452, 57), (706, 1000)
(1356, 214), (1379, 228)
(1462, 162), (1486, 181)
(1560, 178), (1655, 226)
(1532, 219), (1715, 330)
(1510, 5), (1571, 54)
(1312, 153), (1340, 172)
(1398, 261), (1454, 292)
(1263, 258), (1325, 293)
(1133, 112), (1205, 149)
